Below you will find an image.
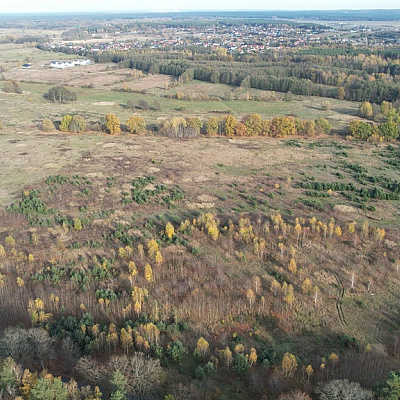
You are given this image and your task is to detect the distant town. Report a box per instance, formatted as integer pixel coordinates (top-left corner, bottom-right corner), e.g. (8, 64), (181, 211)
(38, 21), (400, 57)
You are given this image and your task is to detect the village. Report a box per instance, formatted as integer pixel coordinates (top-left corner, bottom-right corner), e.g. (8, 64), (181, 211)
(37, 20), (400, 58)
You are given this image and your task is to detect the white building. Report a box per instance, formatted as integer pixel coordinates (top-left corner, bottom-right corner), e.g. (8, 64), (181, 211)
(49, 59), (91, 69)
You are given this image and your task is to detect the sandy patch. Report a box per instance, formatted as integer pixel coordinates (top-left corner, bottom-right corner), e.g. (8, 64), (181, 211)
(384, 240), (397, 249)
(148, 167), (160, 173)
(86, 172), (105, 178)
(334, 204), (358, 213)
(92, 101), (116, 106)
(197, 194), (217, 202)
(43, 163), (59, 169)
(121, 74), (174, 91)
(3, 63), (128, 89)
(145, 183), (157, 191)
(193, 175), (211, 183)
(186, 201), (215, 210)
(128, 228), (143, 237)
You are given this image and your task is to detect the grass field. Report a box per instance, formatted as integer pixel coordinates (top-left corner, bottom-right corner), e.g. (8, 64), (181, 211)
(0, 79), (359, 131)
(0, 47), (360, 131)
(0, 44), (77, 67)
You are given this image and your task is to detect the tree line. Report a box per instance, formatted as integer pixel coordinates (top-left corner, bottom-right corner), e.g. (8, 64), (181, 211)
(42, 112), (332, 138)
(349, 100), (400, 141)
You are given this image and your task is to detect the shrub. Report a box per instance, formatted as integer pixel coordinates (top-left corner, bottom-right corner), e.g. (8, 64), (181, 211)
(2, 80), (22, 94)
(321, 100), (331, 111)
(60, 115), (73, 132)
(69, 115), (86, 133)
(41, 119), (55, 132)
(167, 341), (185, 363)
(105, 114), (121, 134)
(315, 118), (332, 134)
(349, 120), (372, 140)
(380, 120), (399, 140)
(138, 99), (149, 110)
(126, 116), (146, 134)
(194, 366), (205, 379)
(126, 99), (136, 109)
(284, 91), (293, 101)
(231, 354), (250, 376)
(359, 101), (373, 119)
(152, 100), (161, 111)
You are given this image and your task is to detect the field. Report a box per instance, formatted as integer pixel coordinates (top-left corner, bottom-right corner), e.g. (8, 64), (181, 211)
(1, 24), (400, 400)
(1, 59), (359, 132)
(0, 43), (77, 68)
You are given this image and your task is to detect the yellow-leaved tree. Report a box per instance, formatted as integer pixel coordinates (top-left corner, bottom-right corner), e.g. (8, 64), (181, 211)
(306, 364), (313, 382)
(147, 239), (159, 260)
(128, 261), (138, 285)
(302, 278), (312, 294)
(284, 285), (295, 309)
(281, 352), (298, 377)
(196, 337), (210, 357)
(246, 289), (255, 309)
(270, 278), (281, 296)
(218, 346), (233, 368)
(165, 222), (175, 240)
(288, 258), (297, 274)
(145, 263), (154, 283)
(249, 348), (258, 366)
(120, 327), (133, 354)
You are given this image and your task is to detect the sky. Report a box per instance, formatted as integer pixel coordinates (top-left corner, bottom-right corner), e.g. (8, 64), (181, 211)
(0, 0), (399, 13)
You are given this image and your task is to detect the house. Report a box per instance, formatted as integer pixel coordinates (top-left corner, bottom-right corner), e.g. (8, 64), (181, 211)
(49, 61), (67, 69)
(49, 59), (91, 69)
(73, 59), (91, 66)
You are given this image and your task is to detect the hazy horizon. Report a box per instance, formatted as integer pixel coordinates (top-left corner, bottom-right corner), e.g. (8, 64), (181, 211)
(1, 0), (400, 14)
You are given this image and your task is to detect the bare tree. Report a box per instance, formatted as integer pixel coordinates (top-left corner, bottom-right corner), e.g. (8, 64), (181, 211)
(60, 337), (82, 371)
(26, 328), (55, 369)
(75, 356), (103, 386)
(278, 390), (311, 400)
(0, 327), (29, 363)
(106, 354), (162, 398)
(316, 379), (373, 400)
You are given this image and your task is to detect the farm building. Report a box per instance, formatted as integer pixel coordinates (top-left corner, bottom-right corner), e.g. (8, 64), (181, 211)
(49, 59), (91, 69)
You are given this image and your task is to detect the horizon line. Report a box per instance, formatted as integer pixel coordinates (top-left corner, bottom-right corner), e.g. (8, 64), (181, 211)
(1, 8), (400, 15)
